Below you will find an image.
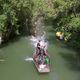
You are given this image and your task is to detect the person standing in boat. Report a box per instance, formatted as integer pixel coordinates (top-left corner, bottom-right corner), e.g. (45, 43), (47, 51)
(56, 31), (64, 41)
(34, 40), (41, 59)
(37, 40), (42, 56)
(34, 39), (48, 61)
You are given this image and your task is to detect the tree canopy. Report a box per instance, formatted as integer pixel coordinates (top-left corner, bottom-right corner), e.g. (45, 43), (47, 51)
(0, 0), (80, 50)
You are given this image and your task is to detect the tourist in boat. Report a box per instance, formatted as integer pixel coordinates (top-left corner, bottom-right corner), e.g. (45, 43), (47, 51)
(34, 38), (48, 61)
(44, 55), (49, 67)
(56, 31), (64, 40)
(59, 32), (64, 41)
(0, 36), (2, 45)
(56, 31), (61, 39)
(33, 40), (41, 60)
(37, 40), (41, 54)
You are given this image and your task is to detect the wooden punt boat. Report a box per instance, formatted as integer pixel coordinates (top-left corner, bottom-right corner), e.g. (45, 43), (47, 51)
(33, 53), (50, 73)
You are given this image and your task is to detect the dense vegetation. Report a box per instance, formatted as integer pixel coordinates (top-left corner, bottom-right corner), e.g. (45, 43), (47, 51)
(0, 0), (33, 42)
(32, 0), (80, 50)
(52, 0), (80, 49)
(0, 0), (80, 50)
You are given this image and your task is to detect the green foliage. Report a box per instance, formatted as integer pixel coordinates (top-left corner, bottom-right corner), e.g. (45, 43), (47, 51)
(0, 0), (34, 42)
(0, 0), (80, 50)
(32, 0), (54, 18)
(0, 14), (7, 32)
(53, 0), (80, 49)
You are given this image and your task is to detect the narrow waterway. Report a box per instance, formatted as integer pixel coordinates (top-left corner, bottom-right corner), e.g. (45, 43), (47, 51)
(0, 26), (80, 80)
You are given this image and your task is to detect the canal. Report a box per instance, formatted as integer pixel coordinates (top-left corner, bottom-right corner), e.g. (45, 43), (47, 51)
(0, 26), (80, 80)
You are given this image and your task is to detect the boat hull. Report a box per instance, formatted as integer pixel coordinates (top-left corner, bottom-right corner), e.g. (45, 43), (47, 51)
(33, 54), (50, 73)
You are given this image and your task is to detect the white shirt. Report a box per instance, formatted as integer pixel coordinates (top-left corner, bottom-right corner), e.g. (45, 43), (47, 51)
(0, 37), (2, 44)
(60, 34), (63, 40)
(39, 40), (48, 50)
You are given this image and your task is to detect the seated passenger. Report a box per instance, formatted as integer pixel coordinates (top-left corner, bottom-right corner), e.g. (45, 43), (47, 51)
(44, 56), (49, 66)
(56, 31), (64, 40)
(59, 32), (64, 40)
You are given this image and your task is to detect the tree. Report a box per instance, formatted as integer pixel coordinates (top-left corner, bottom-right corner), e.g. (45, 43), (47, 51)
(0, 0), (34, 42)
(52, 0), (80, 49)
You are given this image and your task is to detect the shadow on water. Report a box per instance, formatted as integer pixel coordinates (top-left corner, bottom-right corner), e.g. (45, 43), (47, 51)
(44, 17), (80, 80)
(44, 17), (53, 26)
(0, 37), (18, 61)
(47, 34), (57, 45)
(59, 52), (80, 71)
(44, 22), (57, 45)
(45, 18), (80, 73)
(0, 35), (21, 48)
(0, 32), (30, 49)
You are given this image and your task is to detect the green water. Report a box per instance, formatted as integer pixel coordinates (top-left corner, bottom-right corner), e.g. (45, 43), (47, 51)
(0, 27), (80, 80)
